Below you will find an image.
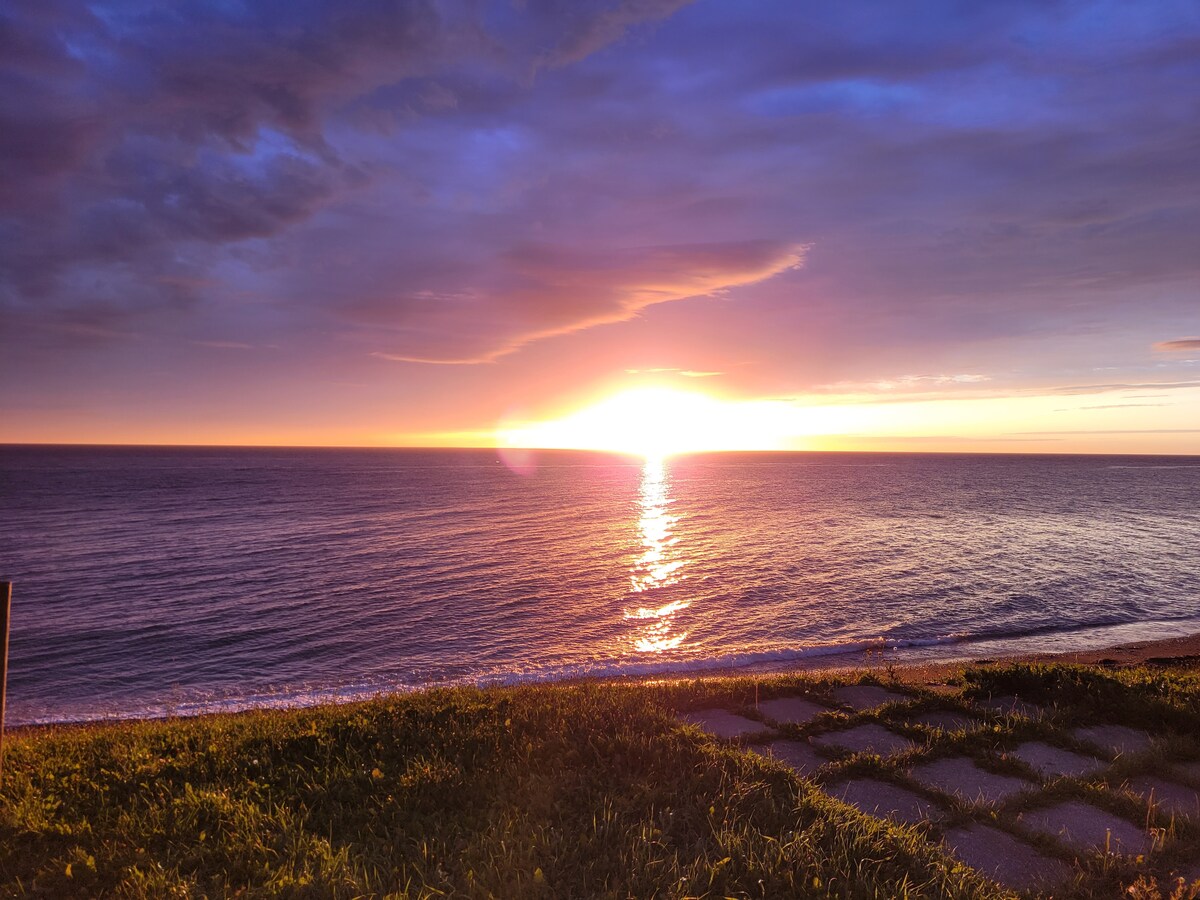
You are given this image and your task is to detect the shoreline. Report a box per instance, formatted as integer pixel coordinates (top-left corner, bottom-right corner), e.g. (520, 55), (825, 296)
(8, 628), (1200, 736)
(826, 628), (1200, 688)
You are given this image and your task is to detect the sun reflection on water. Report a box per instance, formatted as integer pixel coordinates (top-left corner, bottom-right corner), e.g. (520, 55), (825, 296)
(624, 455), (689, 653)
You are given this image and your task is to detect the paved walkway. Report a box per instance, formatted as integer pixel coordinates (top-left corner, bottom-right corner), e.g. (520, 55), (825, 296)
(677, 680), (1200, 895)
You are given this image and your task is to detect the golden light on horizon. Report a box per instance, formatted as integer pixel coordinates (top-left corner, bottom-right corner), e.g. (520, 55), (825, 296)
(497, 387), (801, 457)
(489, 382), (1200, 457)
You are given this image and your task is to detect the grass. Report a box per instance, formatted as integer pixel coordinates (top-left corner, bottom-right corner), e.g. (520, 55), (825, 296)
(0, 663), (1197, 898)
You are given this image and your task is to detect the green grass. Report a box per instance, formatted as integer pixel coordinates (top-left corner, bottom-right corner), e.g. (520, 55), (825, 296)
(0, 663), (1198, 898)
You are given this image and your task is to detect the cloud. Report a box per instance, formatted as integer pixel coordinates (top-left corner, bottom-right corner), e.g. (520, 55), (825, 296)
(369, 239), (806, 363)
(1013, 429), (1200, 435)
(624, 367), (723, 377)
(0, 0), (694, 321)
(1154, 338), (1200, 352)
(4, 0), (1200, 439)
(816, 373), (991, 394)
(1044, 381), (1200, 396)
(1053, 403), (1167, 411)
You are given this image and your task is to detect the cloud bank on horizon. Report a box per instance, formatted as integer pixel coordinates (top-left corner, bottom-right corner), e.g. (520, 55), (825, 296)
(1, 0), (1198, 447)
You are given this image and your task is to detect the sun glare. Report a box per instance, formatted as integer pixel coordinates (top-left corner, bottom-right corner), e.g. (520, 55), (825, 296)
(498, 387), (796, 457)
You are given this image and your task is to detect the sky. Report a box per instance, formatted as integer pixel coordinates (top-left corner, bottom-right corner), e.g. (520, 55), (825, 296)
(2, 0), (1198, 453)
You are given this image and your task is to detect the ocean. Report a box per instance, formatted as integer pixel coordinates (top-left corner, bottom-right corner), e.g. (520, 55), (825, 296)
(2, 446), (1198, 725)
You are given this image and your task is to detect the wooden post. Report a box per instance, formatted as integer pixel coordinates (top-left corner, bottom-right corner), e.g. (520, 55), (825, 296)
(0, 581), (9, 782)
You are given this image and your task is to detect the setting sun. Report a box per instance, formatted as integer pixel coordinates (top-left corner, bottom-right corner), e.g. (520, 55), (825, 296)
(498, 388), (797, 457)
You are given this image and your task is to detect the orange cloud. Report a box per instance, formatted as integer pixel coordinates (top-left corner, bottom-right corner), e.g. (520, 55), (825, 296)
(372, 240), (807, 364)
(1154, 338), (1200, 352)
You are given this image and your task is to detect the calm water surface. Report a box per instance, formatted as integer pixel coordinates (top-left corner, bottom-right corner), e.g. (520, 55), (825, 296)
(2, 446), (1199, 724)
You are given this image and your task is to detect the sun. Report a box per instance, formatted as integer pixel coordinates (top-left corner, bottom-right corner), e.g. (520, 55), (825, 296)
(497, 387), (795, 456)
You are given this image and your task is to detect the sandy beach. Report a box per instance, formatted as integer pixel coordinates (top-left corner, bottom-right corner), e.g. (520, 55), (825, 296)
(873, 630), (1200, 688)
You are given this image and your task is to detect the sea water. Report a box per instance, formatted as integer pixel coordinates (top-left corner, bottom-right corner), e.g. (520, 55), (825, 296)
(2, 446), (1198, 724)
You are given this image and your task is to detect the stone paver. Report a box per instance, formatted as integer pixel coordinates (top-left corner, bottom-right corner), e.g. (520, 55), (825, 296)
(1074, 724), (1156, 758)
(1016, 800), (1156, 856)
(910, 756), (1035, 805)
(943, 824), (1073, 892)
(910, 709), (977, 732)
(831, 684), (910, 710)
(1010, 741), (1106, 779)
(975, 695), (1044, 718)
(1125, 775), (1200, 819)
(831, 778), (941, 825)
(678, 709), (770, 740)
(813, 723), (916, 757)
(754, 696), (828, 725)
(749, 739), (826, 775)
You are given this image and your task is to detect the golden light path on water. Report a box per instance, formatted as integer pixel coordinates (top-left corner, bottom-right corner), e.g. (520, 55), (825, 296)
(624, 455), (690, 653)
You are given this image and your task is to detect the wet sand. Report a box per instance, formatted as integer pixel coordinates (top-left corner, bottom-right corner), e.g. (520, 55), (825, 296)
(844, 630), (1200, 688)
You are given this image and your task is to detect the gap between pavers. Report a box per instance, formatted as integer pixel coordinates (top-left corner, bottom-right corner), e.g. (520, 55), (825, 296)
(973, 695), (1045, 719)
(1016, 800), (1157, 857)
(1073, 724), (1157, 759)
(942, 824), (1073, 893)
(753, 696), (829, 726)
(828, 778), (942, 826)
(812, 723), (917, 757)
(910, 756), (1036, 805)
(1123, 775), (1200, 819)
(748, 739), (826, 775)
(678, 709), (772, 740)
(1010, 741), (1107, 779)
(831, 684), (910, 711)
(909, 709), (978, 732)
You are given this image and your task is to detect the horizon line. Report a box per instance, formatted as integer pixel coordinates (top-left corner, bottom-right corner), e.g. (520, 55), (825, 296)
(1, 441), (1197, 459)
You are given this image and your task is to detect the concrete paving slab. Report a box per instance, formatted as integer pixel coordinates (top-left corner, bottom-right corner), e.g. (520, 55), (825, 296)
(910, 756), (1036, 805)
(1011, 741), (1107, 779)
(1125, 775), (1200, 819)
(1073, 724), (1156, 758)
(943, 824), (1073, 892)
(748, 739), (826, 775)
(831, 684), (910, 710)
(1017, 800), (1155, 856)
(910, 709), (977, 732)
(753, 696), (828, 725)
(974, 695), (1044, 718)
(678, 709), (770, 740)
(812, 723), (917, 757)
(830, 778), (941, 825)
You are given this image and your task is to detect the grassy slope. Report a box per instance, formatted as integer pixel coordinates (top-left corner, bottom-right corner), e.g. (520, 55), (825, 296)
(0, 664), (1196, 898)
